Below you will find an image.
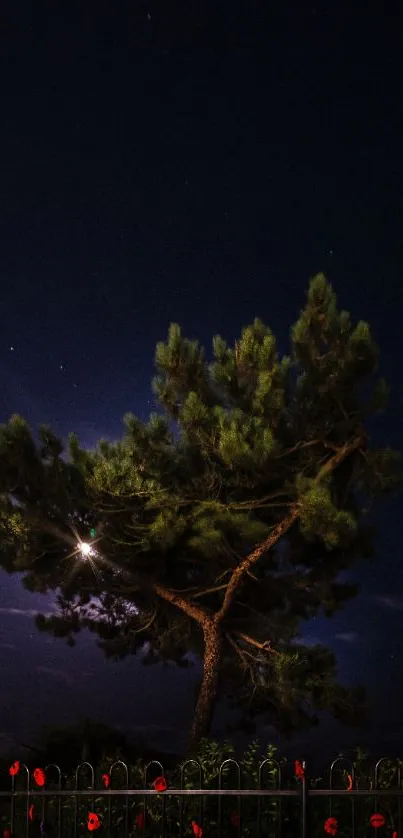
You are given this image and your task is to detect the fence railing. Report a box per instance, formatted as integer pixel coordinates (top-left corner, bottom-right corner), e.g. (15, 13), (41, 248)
(1, 755), (403, 837)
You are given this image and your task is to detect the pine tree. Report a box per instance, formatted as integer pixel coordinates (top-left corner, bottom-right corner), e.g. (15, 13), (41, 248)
(0, 275), (400, 749)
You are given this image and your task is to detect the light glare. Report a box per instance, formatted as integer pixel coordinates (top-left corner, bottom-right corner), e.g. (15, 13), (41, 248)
(78, 541), (92, 558)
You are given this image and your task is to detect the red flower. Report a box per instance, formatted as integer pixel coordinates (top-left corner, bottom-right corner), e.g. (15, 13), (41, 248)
(370, 813), (385, 829)
(135, 812), (144, 829)
(87, 812), (101, 832)
(324, 817), (338, 836)
(230, 812), (240, 828)
(191, 822), (202, 838)
(28, 805), (35, 822)
(294, 760), (305, 780)
(9, 761), (20, 777)
(102, 773), (110, 789)
(153, 776), (167, 792)
(346, 773), (353, 791)
(33, 768), (46, 787)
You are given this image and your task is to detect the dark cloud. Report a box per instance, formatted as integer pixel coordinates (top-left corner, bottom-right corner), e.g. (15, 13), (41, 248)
(374, 595), (403, 611)
(334, 632), (360, 644)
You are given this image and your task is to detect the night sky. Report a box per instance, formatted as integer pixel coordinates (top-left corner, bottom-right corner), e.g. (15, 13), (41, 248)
(0, 1), (401, 763)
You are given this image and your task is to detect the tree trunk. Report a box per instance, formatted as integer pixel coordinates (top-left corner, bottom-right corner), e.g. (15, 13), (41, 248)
(188, 619), (222, 752)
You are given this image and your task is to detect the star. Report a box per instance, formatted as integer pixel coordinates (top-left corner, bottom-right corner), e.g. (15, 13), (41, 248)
(10, 346), (15, 351)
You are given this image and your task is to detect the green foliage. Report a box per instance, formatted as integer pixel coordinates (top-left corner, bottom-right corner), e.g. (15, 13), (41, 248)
(0, 737), (288, 838)
(0, 274), (400, 743)
(4, 736), (402, 838)
(299, 480), (357, 549)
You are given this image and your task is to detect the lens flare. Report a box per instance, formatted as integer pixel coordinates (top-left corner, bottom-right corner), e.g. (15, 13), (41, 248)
(78, 542), (92, 558)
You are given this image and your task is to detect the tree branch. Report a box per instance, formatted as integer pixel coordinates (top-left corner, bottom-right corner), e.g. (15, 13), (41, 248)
(215, 431), (365, 624)
(167, 583), (228, 598)
(234, 631), (281, 656)
(22, 507), (78, 548)
(279, 438), (339, 459)
(18, 500), (212, 627)
(15, 432), (365, 643)
(225, 632), (250, 672)
(133, 608), (157, 634)
(154, 584), (210, 625)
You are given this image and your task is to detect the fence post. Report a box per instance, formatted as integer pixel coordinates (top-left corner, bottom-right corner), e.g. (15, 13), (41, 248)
(300, 760), (308, 838)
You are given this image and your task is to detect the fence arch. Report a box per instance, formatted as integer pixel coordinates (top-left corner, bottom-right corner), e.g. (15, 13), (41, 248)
(2, 754), (403, 838)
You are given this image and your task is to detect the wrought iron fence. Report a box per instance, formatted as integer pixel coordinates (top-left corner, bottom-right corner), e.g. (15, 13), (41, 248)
(1, 755), (403, 837)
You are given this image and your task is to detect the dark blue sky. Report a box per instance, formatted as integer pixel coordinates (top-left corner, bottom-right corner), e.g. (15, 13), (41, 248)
(0, 0), (401, 761)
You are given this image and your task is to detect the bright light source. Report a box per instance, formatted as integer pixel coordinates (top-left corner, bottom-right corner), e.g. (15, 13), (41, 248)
(78, 541), (92, 558)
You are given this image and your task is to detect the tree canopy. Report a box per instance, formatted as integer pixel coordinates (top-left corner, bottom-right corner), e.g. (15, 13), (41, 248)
(0, 274), (400, 748)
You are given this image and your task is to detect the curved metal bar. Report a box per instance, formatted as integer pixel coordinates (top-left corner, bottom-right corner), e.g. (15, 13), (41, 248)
(42, 764), (62, 836)
(258, 758), (282, 788)
(327, 756), (356, 827)
(218, 760), (242, 838)
(108, 760), (129, 837)
(218, 759), (242, 788)
(44, 764), (62, 786)
(179, 760), (203, 838)
(180, 759), (202, 789)
(74, 762), (95, 838)
(143, 759), (165, 787)
(258, 758), (283, 838)
(109, 760), (129, 787)
(10, 762), (29, 838)
(329, 757), (355, 789)
(143, 760), (165, 836)
(74, 761), (95, 788)
(374, 757), (400, 789)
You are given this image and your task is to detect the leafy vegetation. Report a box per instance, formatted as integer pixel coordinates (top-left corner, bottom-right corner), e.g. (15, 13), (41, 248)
(0, 274), (401, 748)
(2, 738), (402, 838)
